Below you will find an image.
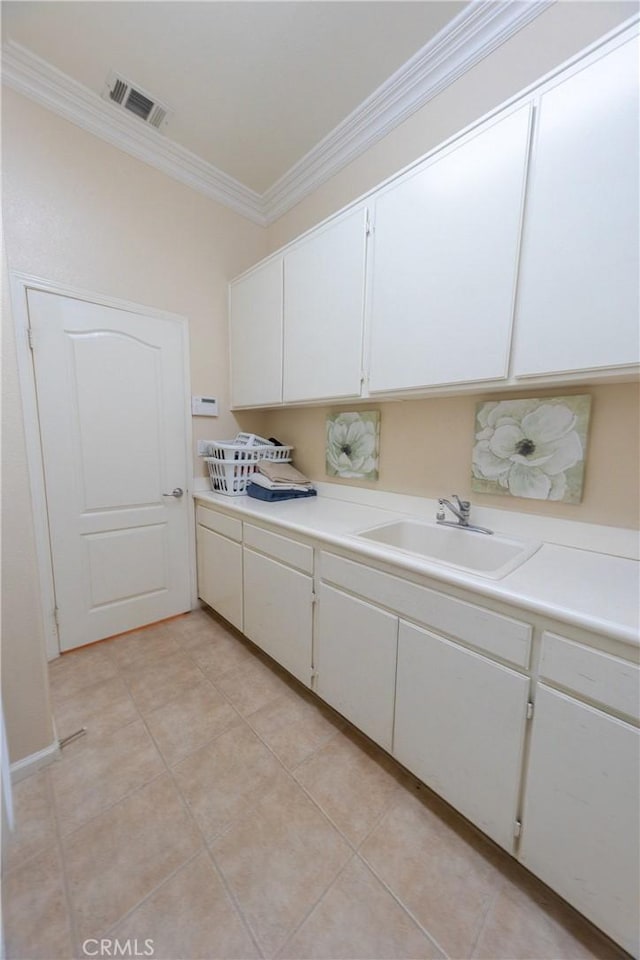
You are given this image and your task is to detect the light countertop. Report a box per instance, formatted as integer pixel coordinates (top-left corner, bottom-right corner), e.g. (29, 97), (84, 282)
(194, 490), (640, 650)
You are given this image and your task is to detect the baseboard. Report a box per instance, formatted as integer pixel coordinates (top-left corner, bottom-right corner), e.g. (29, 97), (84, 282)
(10, 739), (60, 783)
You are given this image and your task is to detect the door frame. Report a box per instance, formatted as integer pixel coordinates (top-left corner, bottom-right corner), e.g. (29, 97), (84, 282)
(9, 272), (197, 660)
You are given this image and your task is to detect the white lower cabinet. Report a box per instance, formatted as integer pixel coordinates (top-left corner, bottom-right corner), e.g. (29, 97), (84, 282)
(196, 524), (243, 631)
(243, 547), (313, 686)
(315, 583), (398, 750)
(195, 507), (639, 956)
(519, 684), (640, 957)
(394, 620), (530, 852)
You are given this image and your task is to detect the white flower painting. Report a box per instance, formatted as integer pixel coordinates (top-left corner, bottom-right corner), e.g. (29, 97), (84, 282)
(471, 396), (591, 503)
(326, 411), (380, 480)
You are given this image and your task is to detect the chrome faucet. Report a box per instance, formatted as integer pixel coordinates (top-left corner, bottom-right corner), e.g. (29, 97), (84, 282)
(437, 495), (493, 535)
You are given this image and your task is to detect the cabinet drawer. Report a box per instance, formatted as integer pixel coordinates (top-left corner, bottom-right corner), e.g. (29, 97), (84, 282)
(244, 523), (313, 573)
(539, 632), (640, 722)
(196, 505), (242, 542)
(320, 552), (531, 668)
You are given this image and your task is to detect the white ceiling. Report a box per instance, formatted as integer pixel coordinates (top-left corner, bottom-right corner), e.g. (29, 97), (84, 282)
(2, 1), (557, 222)
(2, 1), (468, 194)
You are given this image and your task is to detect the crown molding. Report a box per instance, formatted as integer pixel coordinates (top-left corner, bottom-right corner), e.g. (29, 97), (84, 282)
(1, 40), (268, 226)
(2, 1), (553, 227)
(261, 0), (554, 221)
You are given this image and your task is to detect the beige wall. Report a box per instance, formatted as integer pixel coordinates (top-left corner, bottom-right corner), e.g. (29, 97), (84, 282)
(2, 1), (637, 763)
(267, 1), (637, 250)
(1, 90), (268, 761)
(260, 383), (640, 530)
(1, 247), (55, 763)
(259, 0), (640, 532)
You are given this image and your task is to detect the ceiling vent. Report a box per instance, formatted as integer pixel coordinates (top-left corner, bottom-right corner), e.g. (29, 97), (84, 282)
(103, 71), (171, 131)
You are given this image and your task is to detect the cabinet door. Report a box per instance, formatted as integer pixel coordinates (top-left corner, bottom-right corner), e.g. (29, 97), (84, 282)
(283, 208), (368, 402)
(196, 526), (242, 631)
(394, 621), (530, 852)
(316, 584), (397, 750)
(513, 35), (640, 377)
(243, 548), (312, 686)
(368, 106), (531, 393)
(519, 685), (640, 957)
(229, 257), (283, 407)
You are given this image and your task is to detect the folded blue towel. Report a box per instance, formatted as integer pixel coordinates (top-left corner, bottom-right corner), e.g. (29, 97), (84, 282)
(246, 482), (317, 502)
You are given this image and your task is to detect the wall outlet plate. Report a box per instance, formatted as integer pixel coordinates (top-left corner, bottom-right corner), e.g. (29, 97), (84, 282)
(196, 440), (215, 456)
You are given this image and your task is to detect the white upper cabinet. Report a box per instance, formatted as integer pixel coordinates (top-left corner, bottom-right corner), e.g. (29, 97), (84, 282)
(367, 105), (532, 393)
(230, 256), (283, 408)
(283, 207), (368, 402)
(513, 35), (640, 378)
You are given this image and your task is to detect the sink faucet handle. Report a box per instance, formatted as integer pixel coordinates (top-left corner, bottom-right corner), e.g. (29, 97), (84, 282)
(451, 494), (469, 511)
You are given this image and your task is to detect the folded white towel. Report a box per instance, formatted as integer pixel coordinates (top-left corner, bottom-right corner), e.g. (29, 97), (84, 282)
(258, 461), (311, 485)
(250, 472), (313, 493)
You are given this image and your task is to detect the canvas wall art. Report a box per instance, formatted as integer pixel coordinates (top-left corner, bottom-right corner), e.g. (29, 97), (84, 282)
(326, 411), (380, 481)
(471, 395), (591, 503)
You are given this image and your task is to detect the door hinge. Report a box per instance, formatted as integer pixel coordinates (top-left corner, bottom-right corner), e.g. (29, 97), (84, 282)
(526, 701), (534, 720)
(365, 214), (372, 236)
(311, 592), (317, 605)
(27, 327), (34, 350)
(514, 819), (522, 838)
(53, 606), (60, 630)
(310, 668), (318, 683)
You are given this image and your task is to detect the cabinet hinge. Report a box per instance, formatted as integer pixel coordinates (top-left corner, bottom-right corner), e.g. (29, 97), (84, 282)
(526, 701), (534, 720)
(514, 819), (522, 838)
(27, 327), (34, 351)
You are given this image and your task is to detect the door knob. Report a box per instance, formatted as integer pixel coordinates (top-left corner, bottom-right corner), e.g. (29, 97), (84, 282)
(162, 487), (184, 498)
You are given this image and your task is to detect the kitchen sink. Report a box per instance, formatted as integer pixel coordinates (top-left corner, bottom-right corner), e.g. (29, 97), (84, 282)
(354, 519), (541, 579)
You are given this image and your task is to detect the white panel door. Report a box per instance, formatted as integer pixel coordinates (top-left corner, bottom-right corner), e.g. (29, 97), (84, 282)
(394, 621), (530, 851)
(368, 106), (531, 392)
(196, 526), (243, 632)
(243, 548), (312, 686)
(230, 257), (283, 408)
(28, 289), (191, 651)
(519, 685), (640, 956)
(283, 207), (368, 402)
(513, 35), (640, 377)
(316, 584), (398, 750)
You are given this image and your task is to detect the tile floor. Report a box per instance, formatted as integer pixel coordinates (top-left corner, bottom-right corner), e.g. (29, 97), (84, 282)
(2, 608), (630, 960)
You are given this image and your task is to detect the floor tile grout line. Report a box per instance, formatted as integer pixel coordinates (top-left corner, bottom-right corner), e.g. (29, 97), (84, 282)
(46, 766), (85, 959)
(45, 617), (360, 958)
(3, 769), (62, 876)
(466, 874), (507, 960)
(355, 847), (451, 960)
(166, 664), (375, 956)
(203, 845), (267, 960)
(53, 768), (167, 843)
(196, 653), (411, 862)
(137, 689), (267, 960)
(177, 628), (502, 960)
(43, 617), (624, 960)
(272, 848), (361, 960)
(99, 848), (205, 941)
(117, 656), (211, 718)
(241, 694), (347, 774)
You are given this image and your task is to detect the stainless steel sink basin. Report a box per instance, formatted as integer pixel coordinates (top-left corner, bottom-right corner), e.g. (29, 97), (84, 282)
(354, 519), (541, 579)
